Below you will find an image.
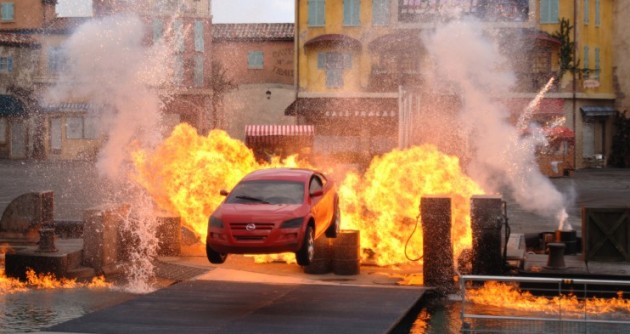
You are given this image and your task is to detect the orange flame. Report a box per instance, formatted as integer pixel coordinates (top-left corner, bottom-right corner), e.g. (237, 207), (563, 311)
(132, 123), (484, 266)
(0, 268), (111, 293)
(468, 281), (630, 315)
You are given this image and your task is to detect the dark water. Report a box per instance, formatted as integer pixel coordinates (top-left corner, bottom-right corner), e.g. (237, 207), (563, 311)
(392, 293), (463, 334)
(0, 288), (134, 333)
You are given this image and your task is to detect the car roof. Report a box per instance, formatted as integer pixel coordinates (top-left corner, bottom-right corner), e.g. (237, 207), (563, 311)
(241, 168), (318, 183)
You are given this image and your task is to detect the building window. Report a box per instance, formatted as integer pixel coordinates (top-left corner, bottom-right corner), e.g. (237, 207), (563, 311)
(583, 0), (589, 24)
(47, 47), (66, 73)
(308, 0), (325, 27)
(595, 0), (600, 26)
(153, 18), (163, 42)
(0, 118), (6, 144)
(248, 51), (264, 69)
(194, 20), (204, 52)
(372, 0), (389, 26)
(174, 19), (184, 53)
(540, 0), (559, 24)
(1, 2), (14, 21)
(0, 56), (12, 73)
(174, 55), (183, 85)
(594, 47), (600, 80)
(318, 52), (352, 88)
(344, 0), (360, 26)
(583, 45), (590, 77)
(66, 115), (99, 140)
(194, 55), (204, 87)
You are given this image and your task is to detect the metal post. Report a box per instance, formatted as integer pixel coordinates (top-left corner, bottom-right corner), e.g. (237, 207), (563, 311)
(421, 196), (455, 293)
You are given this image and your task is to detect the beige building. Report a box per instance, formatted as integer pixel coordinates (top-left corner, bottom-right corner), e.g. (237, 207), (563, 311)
(213, 23), (296, 141)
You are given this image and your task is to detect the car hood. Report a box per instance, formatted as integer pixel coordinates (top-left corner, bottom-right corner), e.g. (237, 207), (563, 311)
(215, 204), (307, 222)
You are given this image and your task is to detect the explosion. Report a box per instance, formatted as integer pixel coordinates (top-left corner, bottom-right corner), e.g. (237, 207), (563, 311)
(132, 123), (483, 266)
(0, 268), (110, 294)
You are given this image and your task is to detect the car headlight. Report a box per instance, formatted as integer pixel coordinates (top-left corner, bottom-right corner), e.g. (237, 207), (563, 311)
(209, 216), (224, 228)
(281, 217), (304, 229)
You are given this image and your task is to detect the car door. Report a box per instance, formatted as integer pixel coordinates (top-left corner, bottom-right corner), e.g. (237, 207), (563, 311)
(309, 175), (326, 236)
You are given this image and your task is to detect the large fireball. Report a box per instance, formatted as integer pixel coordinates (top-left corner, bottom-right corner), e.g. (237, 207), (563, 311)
(132, 123), (483, 266)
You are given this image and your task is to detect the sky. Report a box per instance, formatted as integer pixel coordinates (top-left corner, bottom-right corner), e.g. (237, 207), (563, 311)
(56, 0), (295, 23)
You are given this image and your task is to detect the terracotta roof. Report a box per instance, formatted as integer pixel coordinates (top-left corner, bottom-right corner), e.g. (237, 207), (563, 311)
(213, 23), (294, 41)
(44, 17), (92, 33)
(0, 32), (39, 47)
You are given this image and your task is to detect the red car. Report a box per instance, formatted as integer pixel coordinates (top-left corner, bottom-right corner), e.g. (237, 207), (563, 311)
(206, 168), (340, 266)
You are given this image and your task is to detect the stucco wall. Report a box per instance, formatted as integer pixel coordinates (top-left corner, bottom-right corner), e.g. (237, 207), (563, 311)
(613, 1), (630, 115)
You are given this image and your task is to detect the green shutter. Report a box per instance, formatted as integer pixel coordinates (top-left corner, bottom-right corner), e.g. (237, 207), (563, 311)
(194, 20), (204, 52)
(344, 0), (360, 26)
(594, 47), (600, 79)
(309, 0), (325, 26)
(584, 46), (590, 73)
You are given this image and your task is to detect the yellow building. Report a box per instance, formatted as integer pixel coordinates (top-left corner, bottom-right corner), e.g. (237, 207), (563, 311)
(289, 0), (616, 170)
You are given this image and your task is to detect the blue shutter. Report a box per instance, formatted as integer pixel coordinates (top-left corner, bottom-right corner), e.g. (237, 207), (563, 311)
(550, 0), (559, 23)
(584, 0), (589, 24)
(318, 52), (326, 69)
(326, 69), (343, 88)
(595, 0), (600, 26)
(344, 0), (360, 26)
(174, 55), (183, 85)
(594, 47), (600, 79)
(2, 3), (14, 21)
(7, 57), (12, 72)
(194, 55), (204, 86)
(174, 19), (184, 53)
(372, 0), (389, 26)
(583, 46), (590, 74)
(194, 20), (204, 52)
(308, 0), (325, 26)
(153, 19), (163, 41)
(343, 53), (352, 69)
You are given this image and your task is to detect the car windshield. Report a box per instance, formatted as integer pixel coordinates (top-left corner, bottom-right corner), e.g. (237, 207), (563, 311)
(226, 180), (305, 205)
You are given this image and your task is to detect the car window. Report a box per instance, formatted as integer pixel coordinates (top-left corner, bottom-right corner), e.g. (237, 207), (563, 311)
(309, 176), (323, 194)
(226, 180), (304, 204)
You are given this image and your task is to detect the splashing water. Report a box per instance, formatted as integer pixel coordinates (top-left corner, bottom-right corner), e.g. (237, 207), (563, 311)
(516, 77), (557, 130)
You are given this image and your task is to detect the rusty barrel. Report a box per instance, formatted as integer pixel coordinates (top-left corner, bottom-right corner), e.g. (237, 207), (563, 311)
(303, 235), (333, 274)
(332, 229), (360, 275)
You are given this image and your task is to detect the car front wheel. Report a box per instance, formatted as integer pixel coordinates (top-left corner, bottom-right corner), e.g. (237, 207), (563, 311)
(296, 225), (314, 266)
(206, 243), (228, 264)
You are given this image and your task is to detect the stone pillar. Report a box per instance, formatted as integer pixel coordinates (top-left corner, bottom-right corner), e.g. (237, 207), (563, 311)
(471, 195), (504, 275)
(156, 212), (182, 256)
(82, 204), (130, 274)
(421, 196), (455, 293)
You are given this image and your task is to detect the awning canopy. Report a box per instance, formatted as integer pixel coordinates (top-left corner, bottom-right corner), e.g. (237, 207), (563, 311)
(245, 125), (315, 148)
(285, 97), (398, 117)
(368, 32), (422, 52)
(580, 106), (617, 117)
(304, 34), (361, 50)
(0, 95), (25, 117)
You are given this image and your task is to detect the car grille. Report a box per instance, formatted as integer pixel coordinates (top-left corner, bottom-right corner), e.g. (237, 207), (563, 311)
(230, 222), (275, 231)
(234, 235), (267, 241)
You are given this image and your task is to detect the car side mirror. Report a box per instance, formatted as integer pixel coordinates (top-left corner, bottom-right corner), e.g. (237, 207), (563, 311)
(310, 190), (323, 197)
(220, 189), (229, 196)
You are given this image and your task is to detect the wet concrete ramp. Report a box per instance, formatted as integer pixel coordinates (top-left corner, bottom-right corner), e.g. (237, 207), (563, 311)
(47, 280), (425, 334)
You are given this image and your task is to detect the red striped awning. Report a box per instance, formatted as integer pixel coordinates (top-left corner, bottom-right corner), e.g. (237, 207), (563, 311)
(245, 125), (315, 149)
(245, 125), (314, 137)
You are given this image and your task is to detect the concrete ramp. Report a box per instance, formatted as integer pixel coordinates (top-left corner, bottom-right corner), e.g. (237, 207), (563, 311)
(47, 280), (425, 334)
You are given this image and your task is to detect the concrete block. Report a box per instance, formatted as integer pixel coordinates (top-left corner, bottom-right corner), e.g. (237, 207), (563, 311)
(82, 204), (130, 274)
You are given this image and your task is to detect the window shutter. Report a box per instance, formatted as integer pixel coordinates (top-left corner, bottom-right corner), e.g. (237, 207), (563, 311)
(153, 19), (163, 41)
(550, 0), (559, 23)
(584, 0), (589, 24)
(594, 47), (600, 79)
(373, 0), (389, 26)
(318, 52), (326, 69)
(343, 53), (352, 69)
(595, 0), (600, 26)
(194, 55), (204, 86)
(344, 0), (360, 26)
(174, 19), (184, 53)
(309, 0), (325, 26)
(583, 46), (590, 73)
(7, 57), (12, 72)
(194, 20), (204, 52)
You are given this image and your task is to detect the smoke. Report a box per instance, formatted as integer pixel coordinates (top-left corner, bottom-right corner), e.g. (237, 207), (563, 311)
(45, 14), (172, 181)
(422, 18), (571, 225)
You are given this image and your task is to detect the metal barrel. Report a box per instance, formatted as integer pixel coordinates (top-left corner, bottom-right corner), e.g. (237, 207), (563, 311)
(303, 235), (333, 274)
(332, 229), (360, 275)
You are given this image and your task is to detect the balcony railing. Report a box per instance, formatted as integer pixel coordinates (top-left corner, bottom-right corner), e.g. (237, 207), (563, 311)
(398, 0), (529, 23)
